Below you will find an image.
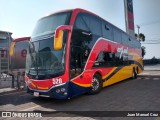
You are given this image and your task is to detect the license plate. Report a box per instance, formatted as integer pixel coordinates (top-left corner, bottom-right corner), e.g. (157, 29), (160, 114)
(34, 92), (39, 97)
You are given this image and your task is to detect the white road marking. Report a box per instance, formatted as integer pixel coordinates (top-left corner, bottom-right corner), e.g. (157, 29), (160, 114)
(21, 101), (54, 111)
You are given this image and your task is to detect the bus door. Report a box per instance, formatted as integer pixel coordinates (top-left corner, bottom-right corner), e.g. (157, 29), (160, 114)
(69, 29), (92, 95)
(70, 29), (92, 79)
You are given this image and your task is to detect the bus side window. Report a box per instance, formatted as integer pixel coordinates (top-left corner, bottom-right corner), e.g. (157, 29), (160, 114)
(102, 21), (113, 40)
(74, 13), (102, 37)
(94, 49), (133, 68)
(94, 51), (116, 67)
(113, 29), (122, 44)
(103, 52), (117, 67)
(122, 34), (129, 46)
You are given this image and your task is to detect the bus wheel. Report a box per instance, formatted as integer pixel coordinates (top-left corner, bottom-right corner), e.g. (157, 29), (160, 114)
(136, 68), (139, 75)
(132, 69), (137, 79)
(88, 74), (103, 95)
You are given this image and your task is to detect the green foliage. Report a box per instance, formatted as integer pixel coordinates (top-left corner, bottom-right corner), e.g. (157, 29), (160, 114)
(135, 33), (145, 42)
(151, 56), (159, 64)
(139, 33), (145, 42)
(141, 46), (146, 58)
(135, 33), (146, 58)
(135, 33), (138, 39)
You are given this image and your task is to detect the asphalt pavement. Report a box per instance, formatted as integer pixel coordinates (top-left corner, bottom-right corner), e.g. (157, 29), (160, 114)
(0, 64), (160, 120)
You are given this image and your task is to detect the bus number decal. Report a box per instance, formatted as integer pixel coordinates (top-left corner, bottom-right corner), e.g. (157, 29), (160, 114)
(52, 78), (62, 85)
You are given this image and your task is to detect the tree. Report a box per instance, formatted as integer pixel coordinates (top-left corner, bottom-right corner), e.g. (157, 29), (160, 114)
(151, 56), (159, 64)
(135, 33), (145, 42)
(135, 33), (146, 58)
(141, 46), (146, 58)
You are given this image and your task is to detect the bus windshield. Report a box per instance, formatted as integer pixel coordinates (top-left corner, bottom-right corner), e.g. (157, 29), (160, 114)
(32, 12), (71, 38)
(26, 38), (66, 80)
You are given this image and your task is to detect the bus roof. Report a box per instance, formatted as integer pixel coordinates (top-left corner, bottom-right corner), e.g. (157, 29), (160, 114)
(41, 8), (139, 42)
(0, 30), (12, 35)
(42, 8), (99, 20)
(13, 37), (30, 42)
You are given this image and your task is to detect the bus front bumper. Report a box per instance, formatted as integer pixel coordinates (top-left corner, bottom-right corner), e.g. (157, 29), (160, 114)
(26, 83), (69, 99)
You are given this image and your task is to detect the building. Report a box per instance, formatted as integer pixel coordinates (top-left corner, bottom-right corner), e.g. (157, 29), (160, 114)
(0, 30), (12, 75)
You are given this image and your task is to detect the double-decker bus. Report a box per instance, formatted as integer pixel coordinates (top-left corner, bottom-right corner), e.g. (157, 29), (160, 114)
(25, 8), (143, 99)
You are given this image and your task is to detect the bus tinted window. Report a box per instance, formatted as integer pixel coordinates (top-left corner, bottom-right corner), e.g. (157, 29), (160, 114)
(134, 40), (141, 48)
(74, 14), (90, 32)
(74, 13), (102, 36)
(94, 50), (130, 68)
(113, 29), (122, 43)
(122, 34), (129, 46)
(122, 36), (139, 49)
(102, 21), (113, 40)
(127, 38), (132, 47)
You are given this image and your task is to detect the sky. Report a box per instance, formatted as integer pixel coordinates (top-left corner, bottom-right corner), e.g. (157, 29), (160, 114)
(0, 0), (160, 59)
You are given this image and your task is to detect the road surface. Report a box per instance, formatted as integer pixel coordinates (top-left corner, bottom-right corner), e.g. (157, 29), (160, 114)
(0, 64), (160, 120)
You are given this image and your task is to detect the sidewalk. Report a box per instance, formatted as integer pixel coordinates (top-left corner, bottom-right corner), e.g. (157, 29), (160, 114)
(0, 87), (16, 93)
(0, 87), (25, 95)
(0, 73), (26, 90)
(144, 64), (160, 71)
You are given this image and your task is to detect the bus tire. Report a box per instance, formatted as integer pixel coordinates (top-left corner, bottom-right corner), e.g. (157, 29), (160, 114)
(88, 74), (103, 95)
(136, 67), (139, 75)
(132, 69), (137, 79)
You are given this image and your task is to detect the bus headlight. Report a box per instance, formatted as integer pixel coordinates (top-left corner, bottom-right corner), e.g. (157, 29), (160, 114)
(56, 89), (60, 93)
(61, 88), (66, 92)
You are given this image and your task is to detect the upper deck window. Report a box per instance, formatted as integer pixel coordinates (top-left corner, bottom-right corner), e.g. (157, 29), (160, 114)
(74, 13), (102, 36)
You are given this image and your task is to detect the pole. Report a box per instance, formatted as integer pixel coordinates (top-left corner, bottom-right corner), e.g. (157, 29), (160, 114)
(124, 0), (135, 38)
(12, 75), (15, 88)
(17, 72), (20, 89)
(137, 25), (140, 41)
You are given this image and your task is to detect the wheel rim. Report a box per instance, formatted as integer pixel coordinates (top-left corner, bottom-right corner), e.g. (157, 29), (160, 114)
(92, 77), (99, 91)
(132, 71), (135, 78)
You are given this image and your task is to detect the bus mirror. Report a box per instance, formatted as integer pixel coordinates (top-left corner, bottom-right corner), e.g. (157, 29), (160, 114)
(9, 42), (15, 56)
(54, 30), (63, 50)
(54, 25), (72, 50)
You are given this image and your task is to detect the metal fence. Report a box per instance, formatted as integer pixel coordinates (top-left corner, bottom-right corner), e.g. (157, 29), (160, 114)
(0, 50), (9, 72)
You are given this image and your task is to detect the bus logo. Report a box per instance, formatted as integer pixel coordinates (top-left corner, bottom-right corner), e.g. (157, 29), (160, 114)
(117, 47), (128, 58)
